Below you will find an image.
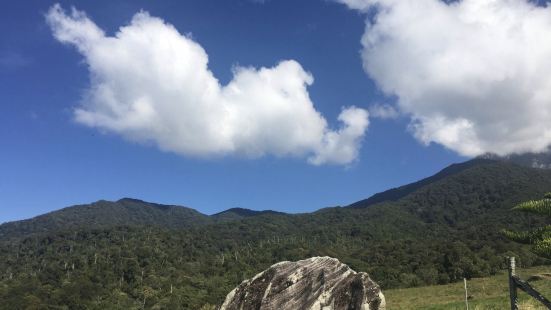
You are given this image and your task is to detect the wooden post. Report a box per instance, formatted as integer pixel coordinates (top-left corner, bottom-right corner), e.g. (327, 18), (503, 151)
(509, 257), (518, 310)
(513, 276), (551, 308)
(464, 278), (469, 310)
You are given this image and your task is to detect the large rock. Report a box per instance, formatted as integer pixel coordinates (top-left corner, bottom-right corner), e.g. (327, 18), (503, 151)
(219, 256), (385, 310)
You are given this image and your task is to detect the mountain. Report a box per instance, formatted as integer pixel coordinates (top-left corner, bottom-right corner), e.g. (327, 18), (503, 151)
(2, 157), (551, 308)
(349, 151), (551, 209)
(4, 152), (550, 238)
(212, 208), (284, 222)
(0, 198), (283, 239)
(0, 198), (211, 239)
(480, 151), (551, 169)
(348, 158), (491, 208)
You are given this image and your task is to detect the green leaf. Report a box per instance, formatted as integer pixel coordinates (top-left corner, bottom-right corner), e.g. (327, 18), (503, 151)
(512, 199), (551, 216)
(501, 229), (530, 244)
(533, 238), (551, 259)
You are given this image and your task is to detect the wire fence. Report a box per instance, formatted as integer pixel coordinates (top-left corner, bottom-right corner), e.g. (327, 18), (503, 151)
(508, 257), (551, 310)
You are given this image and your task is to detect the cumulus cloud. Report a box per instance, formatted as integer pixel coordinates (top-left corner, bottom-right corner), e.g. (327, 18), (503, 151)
(338, 0), (551, 156)
(308, 107), (369, 165)
(46, 4), (368, 165)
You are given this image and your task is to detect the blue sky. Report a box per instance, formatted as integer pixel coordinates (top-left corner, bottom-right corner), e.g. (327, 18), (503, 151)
(6, 0), (550, 223)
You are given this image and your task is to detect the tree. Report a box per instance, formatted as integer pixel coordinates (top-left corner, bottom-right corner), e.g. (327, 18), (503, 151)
(142, 286), (156, 308)
(503, 193), (551, 258)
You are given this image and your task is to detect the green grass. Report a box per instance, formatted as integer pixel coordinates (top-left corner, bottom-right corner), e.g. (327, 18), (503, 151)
(385, 266), (551, 309)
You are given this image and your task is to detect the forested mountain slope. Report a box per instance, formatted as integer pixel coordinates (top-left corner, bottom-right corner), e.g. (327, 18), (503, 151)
(481, 151), (551, 169)
(348, 158), (489, 208)
(1, 158), (551, 308)
(0, 199), (288, 240)
(0, 198), (212, 239)
(211, 208), (284, 222)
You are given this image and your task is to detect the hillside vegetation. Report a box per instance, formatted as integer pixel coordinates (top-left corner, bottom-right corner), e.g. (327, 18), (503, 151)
(1, 159), (551, 308)
(0, 198), (211, 239)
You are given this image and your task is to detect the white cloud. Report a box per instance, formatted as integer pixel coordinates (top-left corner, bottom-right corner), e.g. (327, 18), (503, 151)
(46, 4), (368, 165)
(339, 0), (551, 156)
(369, 103), (399, 119)
(308, 106), (369, 165)
(336, 0), (373, 11)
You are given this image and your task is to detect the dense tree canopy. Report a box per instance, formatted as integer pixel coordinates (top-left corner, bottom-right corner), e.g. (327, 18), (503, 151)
(1, 159), (551, 308)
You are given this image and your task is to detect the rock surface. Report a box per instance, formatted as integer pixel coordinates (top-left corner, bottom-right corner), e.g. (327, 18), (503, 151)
(219, 256), (385, 310)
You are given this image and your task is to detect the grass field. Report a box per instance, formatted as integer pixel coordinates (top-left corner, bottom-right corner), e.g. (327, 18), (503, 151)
(385, 266), (551, 309)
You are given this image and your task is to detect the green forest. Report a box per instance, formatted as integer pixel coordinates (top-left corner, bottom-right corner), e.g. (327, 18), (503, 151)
(1, 159), (551, 309)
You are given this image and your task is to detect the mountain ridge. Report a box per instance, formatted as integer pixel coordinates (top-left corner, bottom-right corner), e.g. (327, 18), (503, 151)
(479, 151), (551, 169)
(0, 197), (287, 239)
(0, 198), (210, 239)
(348, 158), (493, 208)
(3, 155), (551, 239)
(2, 156), (551, 308)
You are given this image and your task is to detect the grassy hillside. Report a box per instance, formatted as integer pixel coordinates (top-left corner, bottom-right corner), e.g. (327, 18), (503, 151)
(1, 159), (551, 308)
(386, 266), (551, 309)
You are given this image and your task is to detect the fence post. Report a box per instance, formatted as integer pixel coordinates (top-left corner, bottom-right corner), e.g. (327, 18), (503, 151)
(509, 257), (518, 310)
(464, 278), (469, 310)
